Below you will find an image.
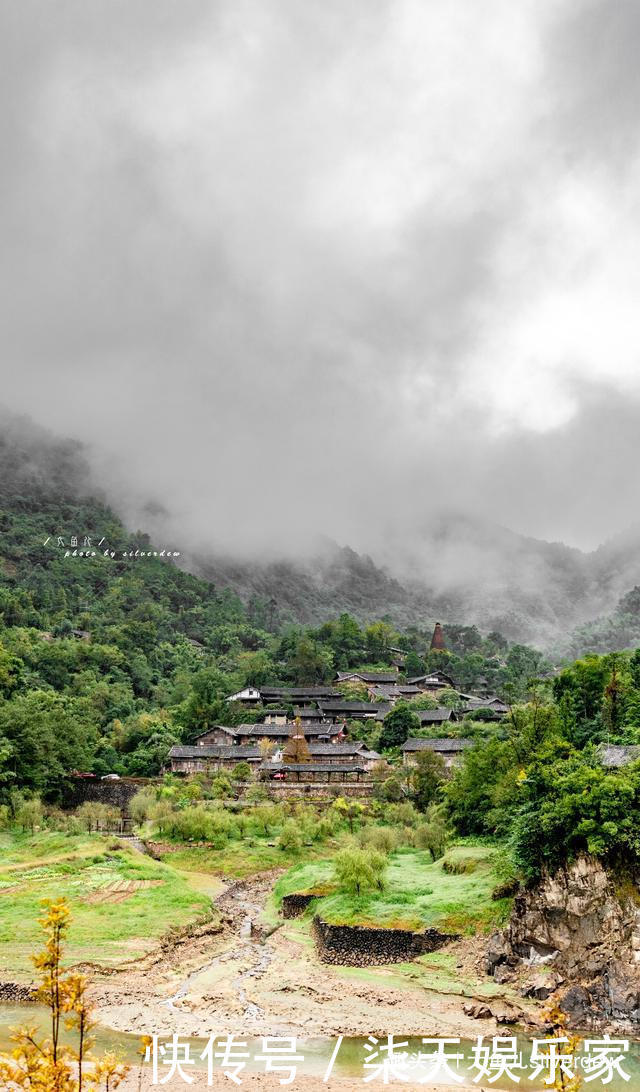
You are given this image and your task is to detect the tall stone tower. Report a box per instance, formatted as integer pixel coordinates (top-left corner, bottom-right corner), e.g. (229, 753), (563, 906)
(430, 622), (446, 651)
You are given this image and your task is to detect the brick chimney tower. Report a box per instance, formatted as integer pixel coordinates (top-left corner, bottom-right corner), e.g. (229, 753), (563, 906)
(430, 622), (446, 651)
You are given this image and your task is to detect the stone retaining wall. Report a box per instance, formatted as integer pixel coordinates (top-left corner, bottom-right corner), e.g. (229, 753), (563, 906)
(281, 893), (318, 918)
(0, 981), (35, 1002)
(62, 777), (153, 815)
(266, 782), (375, 801)
(312, 916), (458, 966)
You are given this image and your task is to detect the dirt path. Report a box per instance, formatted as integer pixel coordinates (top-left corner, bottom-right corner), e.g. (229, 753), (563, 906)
(90, 868), (524, 1043)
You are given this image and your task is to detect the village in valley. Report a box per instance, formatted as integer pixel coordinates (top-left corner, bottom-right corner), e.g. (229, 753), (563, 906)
(168, 623), (509, 788)
(3, 443), (640, 1089)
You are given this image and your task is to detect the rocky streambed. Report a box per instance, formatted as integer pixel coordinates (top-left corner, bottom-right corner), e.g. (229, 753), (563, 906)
(79, 867), (528, 1043)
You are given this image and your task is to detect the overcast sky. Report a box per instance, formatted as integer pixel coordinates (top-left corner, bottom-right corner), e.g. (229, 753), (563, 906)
(1, 0), (639, 558)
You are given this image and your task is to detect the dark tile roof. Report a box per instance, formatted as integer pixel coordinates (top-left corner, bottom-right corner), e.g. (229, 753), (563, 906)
(263, 763), (365, 773)
(416, 708), (455, 723)
(260, 686), (340, 699)
(192, 725), (236, 741)
(337, 671), (398, 684)
(170, 745), (261, 759)
(401, 737), (473, 753)
(319, 701), (379, 713)
(460, 696), (509, 715)
(407, 673), (456, 687)
(245, 724), (339, 738)
(307, 742), (366, 755)
(464, 694), (508, 708)
(368, 684), (425, 699)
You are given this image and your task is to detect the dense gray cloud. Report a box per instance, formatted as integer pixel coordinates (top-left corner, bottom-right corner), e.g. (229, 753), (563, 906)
(0, 0), (639, 568)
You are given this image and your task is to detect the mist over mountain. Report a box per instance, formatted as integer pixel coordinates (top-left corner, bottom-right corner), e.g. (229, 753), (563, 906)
(3, 1), (640, 575)
(2, 413), (640, 652)
(188, 518), (640, 648)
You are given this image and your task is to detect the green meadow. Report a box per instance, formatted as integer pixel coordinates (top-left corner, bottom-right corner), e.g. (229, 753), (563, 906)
(0, 831), (212, 978)
(274, 844), (511, 933)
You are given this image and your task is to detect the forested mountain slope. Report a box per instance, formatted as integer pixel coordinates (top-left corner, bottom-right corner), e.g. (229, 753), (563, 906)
(4, 414), (640, 653)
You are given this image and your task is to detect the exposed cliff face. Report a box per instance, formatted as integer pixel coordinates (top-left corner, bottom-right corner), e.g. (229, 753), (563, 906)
(486, 855), (640, 1030)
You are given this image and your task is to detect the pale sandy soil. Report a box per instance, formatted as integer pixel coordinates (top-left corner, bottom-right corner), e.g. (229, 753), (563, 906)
(88, 871), (532, 1044)
(120, 1075), (470, 1091)
(119, 1074), (469, 1091)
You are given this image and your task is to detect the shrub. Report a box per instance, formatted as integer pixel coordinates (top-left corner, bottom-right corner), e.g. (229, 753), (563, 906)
(150, 800), (178, 837)
(333, 846), (388, 896)
(14, 796), (43, 832)
(442, 854), (478, 875)
(316, 812), (340, 838)
(244, 783), (269, 804)
(129, 787), (157, 825)
(491, 878), (520, 900)
(410, 749), (446, 810)
(0, 899), (129, 1089)
(331, 798), (366, 833)
(43, 806), (68, 831)
(357, 825), (398, 854)
(379, 777), (404, 802)
(277, 820), (302, 852)
(398, 825), (416, 848)
(160, 804), (237, 845)
(385, 801), (420, 827)
(75, 802), (120, 833)
(231, 761), (252, 783)
(414, 805), (449, 860)
(250, 803), (284, 837)
(209, 776), (233, 799)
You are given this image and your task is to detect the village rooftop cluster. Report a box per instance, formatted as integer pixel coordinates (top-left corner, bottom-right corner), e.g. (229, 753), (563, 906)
(168, 624), (510, 785)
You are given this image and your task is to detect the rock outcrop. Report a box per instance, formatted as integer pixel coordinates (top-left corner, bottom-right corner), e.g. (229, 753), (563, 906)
(486, 855), (640, 1029)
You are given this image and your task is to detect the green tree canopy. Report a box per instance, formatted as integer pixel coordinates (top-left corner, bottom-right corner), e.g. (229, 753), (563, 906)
(379, 703), (420, 751)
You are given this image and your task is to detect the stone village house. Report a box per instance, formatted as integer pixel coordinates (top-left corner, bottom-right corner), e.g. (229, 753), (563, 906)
(168, 739), (381, 776)
(401, 737), (473, 770)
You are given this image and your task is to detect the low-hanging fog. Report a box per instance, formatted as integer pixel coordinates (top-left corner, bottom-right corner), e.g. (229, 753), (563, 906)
(1, 0), (640, 586)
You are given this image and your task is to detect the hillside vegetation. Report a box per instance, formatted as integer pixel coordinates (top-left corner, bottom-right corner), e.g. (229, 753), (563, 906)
(4, 424), (640, 898)
(0, 426), (548, 793)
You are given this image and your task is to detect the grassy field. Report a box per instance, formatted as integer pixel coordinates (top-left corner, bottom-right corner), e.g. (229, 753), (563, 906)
(159, 834), (344, 879)
(274, 844), (511, 933)
(0, 831), (212, 979)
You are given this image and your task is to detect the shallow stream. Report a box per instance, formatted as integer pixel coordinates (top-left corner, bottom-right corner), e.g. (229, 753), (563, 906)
(1, 1003), (640, 1088)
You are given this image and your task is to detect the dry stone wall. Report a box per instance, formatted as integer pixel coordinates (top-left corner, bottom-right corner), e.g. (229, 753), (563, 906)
(281, 893), (318, 918)
(312, 916), (457, 966)
(63, 776), (150, 814)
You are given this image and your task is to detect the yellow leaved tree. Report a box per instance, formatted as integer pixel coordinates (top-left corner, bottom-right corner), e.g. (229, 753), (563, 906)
(0, 899), (129, 1091)
(538, 1002), (583, 1092)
